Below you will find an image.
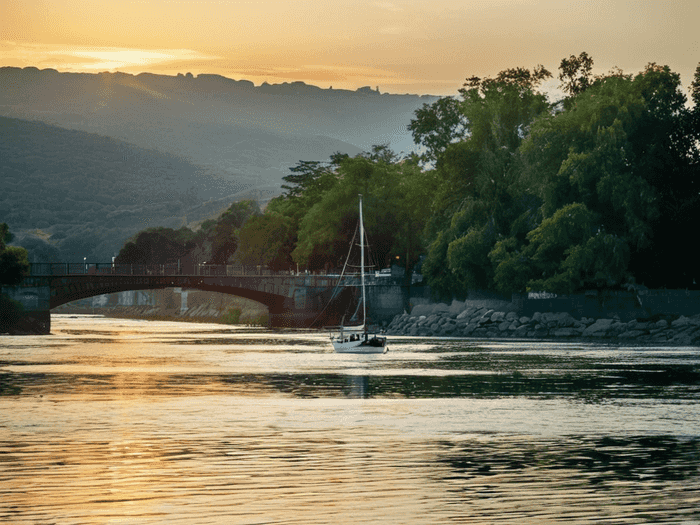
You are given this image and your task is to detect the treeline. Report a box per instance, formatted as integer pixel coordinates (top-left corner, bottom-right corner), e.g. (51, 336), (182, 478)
(114, 201), (260, 266)
(119, 54), (700, 298)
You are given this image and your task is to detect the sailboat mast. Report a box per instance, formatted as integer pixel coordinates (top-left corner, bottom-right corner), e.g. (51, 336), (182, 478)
(359, 194), (366, 329)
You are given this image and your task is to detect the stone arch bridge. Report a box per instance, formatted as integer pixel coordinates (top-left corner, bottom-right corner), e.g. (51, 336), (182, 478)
(2, 263), (406, 334)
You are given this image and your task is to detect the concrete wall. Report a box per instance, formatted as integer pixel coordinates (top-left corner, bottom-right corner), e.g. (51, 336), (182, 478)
(365, 283), (410, 324)
(513, 289), (700, 321)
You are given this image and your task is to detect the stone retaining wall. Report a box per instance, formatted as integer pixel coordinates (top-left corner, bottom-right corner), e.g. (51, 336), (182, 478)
(385, 300), (700, 346)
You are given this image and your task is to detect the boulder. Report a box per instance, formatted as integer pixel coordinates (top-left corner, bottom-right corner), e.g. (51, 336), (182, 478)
(618, 330), (645, 339)
(582, 318), (614, 337)
(411, 304), (434, 317)
(433, 303), (451, 315)
(456, 308), (475, 320)
(672, 316), (692, 328)
(448, 300), (465, 316)
(491, 311), (506, 323)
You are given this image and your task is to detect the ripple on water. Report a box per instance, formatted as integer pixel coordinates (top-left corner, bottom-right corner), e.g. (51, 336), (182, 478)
(1, 316), (699, 524)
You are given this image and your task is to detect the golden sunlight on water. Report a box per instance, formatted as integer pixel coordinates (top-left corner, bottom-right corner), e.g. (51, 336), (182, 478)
(1, 315), (699, 523)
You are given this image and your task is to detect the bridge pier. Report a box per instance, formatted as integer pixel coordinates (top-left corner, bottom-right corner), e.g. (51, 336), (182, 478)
(1, 284), (52, 334)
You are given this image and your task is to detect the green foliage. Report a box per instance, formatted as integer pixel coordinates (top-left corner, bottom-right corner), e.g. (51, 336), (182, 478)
(208, 201), (261, 264)
(417, 57), (700, 297)
(489, 236), (531, 295)
(291, 147), (432, 274)
(221, 307), (242, 324)
(1, 222), (13, 248)
(408, 97), (468, 163)
(242, 312), (269, 326)
(558, 51), (594, 98)
(235, 145), (435, 281)
(522, 62), (698, 288)
(0, 223), (29, 285)
(235, 212), (296, 270)
(0, 223), (29, 332)
(691, 64), (700, 108)
(116, 227), (196, 265)
(115, 200), (260, 266)
(418, 65), (553, 299)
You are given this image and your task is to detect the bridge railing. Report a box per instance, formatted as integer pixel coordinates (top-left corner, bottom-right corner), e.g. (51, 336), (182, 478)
(28, 263), (293, 277)
(27, 263), (403, 283)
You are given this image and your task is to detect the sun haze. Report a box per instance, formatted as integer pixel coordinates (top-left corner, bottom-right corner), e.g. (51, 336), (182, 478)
(2, 0), (698, 95)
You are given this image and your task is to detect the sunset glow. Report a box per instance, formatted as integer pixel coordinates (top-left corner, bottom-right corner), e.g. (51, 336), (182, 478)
(2, 0), (699, 95)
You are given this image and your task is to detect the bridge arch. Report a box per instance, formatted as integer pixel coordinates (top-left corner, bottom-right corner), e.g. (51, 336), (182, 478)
(5, 263), (404, 333)
(47, 275), (292, 316)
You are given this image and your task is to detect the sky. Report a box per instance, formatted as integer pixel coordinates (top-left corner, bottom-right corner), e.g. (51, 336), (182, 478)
(1, 0), (698, 96)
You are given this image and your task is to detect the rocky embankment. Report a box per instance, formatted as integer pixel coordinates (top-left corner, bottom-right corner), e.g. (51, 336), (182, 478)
(386, 301), (700, 345)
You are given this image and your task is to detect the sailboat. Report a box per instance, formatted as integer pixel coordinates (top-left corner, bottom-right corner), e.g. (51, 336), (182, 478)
(330, 194), (388, 354)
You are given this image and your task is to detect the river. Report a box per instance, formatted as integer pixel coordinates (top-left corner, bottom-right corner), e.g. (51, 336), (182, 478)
(1, 314), (699, 524)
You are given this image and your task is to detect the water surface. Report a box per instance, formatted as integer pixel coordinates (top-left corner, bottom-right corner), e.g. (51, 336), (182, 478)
(2, 315), (699, 523)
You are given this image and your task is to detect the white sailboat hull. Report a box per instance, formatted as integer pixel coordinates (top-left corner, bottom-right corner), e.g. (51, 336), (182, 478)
(331, 335), (387, 354)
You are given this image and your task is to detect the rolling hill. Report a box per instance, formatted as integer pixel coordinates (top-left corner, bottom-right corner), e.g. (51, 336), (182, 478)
(0, 67), (437, 262)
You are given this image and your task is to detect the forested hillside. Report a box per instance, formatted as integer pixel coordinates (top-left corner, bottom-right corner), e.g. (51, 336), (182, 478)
(0, 117), (247, 261)
(0, 67), (432, 196)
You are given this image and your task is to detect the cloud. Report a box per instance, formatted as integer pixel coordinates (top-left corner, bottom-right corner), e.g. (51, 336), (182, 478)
(0, 42), (219, 72)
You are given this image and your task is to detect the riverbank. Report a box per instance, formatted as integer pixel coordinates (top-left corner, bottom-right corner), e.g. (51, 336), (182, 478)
(53, 292), (700, 345)
(386, 299), (700, 346)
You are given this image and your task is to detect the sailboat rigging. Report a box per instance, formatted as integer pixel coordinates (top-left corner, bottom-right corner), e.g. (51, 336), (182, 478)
(329, 194), (388, 354)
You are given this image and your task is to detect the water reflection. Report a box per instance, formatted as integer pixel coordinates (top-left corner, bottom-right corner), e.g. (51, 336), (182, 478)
(1, 316), (699, 524)
(3, 366), (700, 401)
(435, 436), (700, 523)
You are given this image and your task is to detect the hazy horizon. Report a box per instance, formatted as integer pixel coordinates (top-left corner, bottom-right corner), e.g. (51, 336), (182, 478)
(2, 0), (698, 97)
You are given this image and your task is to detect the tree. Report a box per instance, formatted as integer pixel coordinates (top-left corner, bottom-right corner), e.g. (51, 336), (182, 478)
(418, 65), (552, 299)
(558, 51), (594, 97)
(408, 97), (468, 163)
(0, 223), (30, 285)
(208, 200), (261, 264)
(691, 64), (700, 108)
(115, 228), (194, 265)
(521, 62), (699, 288)
(235, 212), (296, 270)
(289, 148), (433, 274)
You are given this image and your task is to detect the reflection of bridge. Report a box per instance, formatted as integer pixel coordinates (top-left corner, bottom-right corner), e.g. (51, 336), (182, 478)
(3, 263), (406, 334)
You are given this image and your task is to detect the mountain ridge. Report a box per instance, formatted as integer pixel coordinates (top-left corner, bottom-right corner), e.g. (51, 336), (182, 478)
(0, 66), (437, 262)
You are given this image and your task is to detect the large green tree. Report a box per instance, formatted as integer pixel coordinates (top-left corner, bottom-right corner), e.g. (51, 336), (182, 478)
(416, 57), (699, 297)
(518, 62), (699, 290)
(416, 66), (552, 298)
